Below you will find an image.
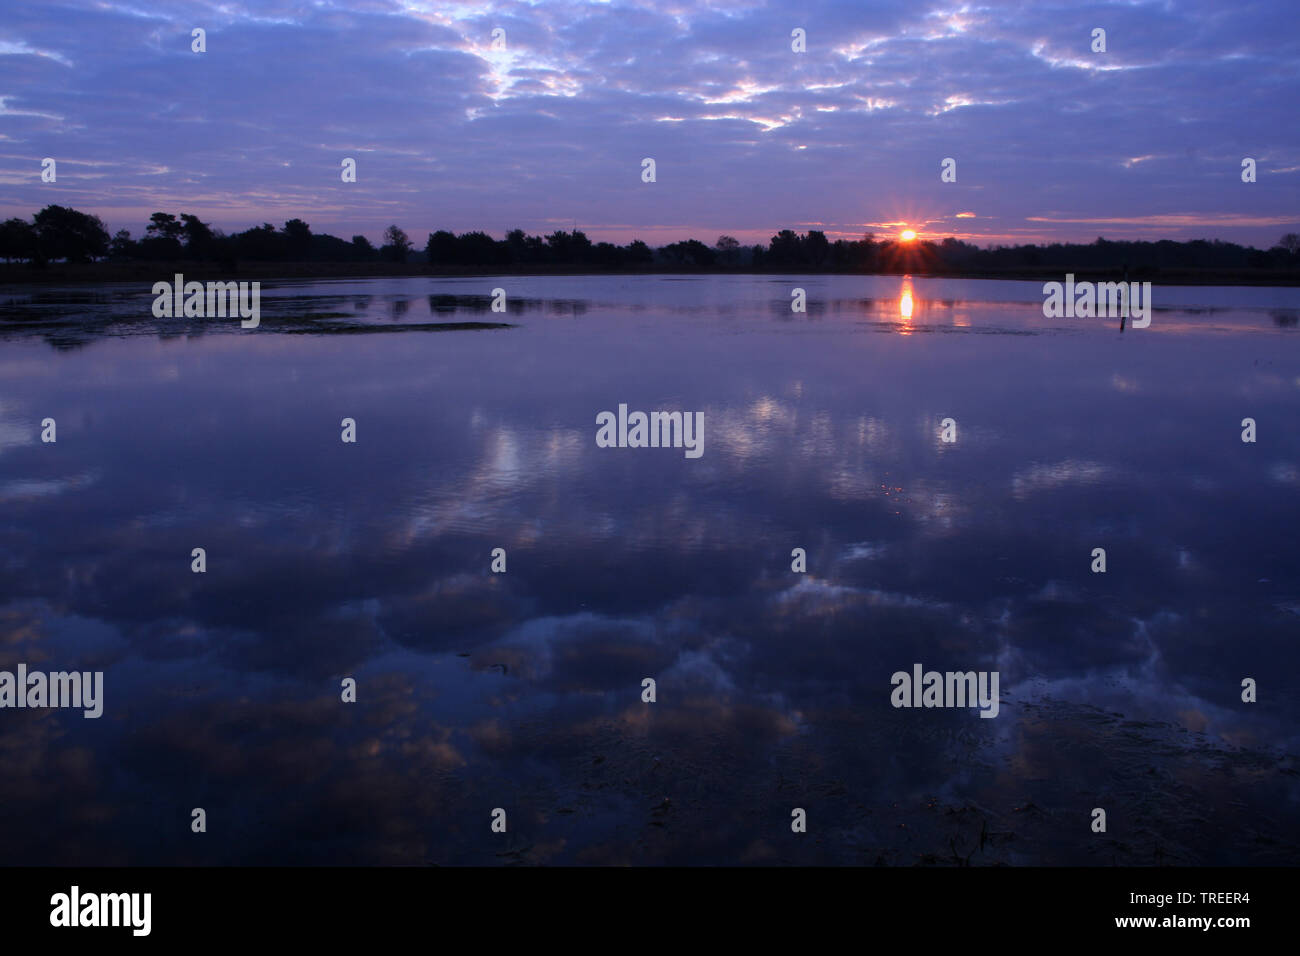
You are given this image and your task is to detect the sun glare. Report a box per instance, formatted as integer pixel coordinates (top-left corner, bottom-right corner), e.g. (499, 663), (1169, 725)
(899, 277), (915, 326)
(900, 229), (917, 242)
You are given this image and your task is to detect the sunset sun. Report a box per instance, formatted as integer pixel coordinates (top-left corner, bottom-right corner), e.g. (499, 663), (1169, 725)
(900, 229), (917, 242)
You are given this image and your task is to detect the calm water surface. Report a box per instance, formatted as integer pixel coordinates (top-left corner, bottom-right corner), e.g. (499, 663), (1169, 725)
(1, 274), (1298, 864)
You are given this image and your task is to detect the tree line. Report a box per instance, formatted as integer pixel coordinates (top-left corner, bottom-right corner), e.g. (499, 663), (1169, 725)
(0, 206), (410, 266)
(2, 205), (1298, 275)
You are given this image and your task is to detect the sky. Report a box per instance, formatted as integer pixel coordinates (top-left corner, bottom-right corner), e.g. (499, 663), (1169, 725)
(1, 0), (1298, 249)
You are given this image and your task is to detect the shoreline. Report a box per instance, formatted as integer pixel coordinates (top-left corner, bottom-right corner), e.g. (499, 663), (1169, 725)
(3, 261), (1300, 288)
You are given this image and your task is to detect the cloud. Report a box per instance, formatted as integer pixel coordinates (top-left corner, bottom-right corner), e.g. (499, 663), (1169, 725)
(0, 0), (1296, 246)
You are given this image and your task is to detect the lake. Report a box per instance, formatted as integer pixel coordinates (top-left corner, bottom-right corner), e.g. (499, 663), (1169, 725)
(1, 273), (1298, 865)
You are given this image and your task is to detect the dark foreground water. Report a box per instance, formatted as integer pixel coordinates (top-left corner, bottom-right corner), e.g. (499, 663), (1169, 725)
(1, 274), (1298, 865)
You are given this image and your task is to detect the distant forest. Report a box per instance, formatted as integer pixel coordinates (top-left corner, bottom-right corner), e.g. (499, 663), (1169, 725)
(3, 204), (1299, 279)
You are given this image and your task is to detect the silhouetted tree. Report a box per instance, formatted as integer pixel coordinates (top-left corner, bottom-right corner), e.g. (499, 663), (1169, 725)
(457, 230), (500, 265)
(592, 242), (623, 268)
(545, 229), (593, 264)
(661, 238), (716, 268)
(211, 230), (237, 269)
(503, 228), (529, 263)
(306, 233), (360, 261)
(425, 230), (458, 264)
(805, 230), (830, 268)
(626, 239), (653, 266)
(234, 223), (283, 260)
(715, 235), (741, 266)
(0, 218), (37, 262)
(180, 214), (215, 259)
(142, 212), (184, 260)
(108, 229), (137, 260)
(382, 224), (411, 262)
(524, 233), (547, 262)
(146, 212), (183, 242)
(766, 229), (803, 268)
(33, 205), (110, 262)
(281, 218), (312, 258)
